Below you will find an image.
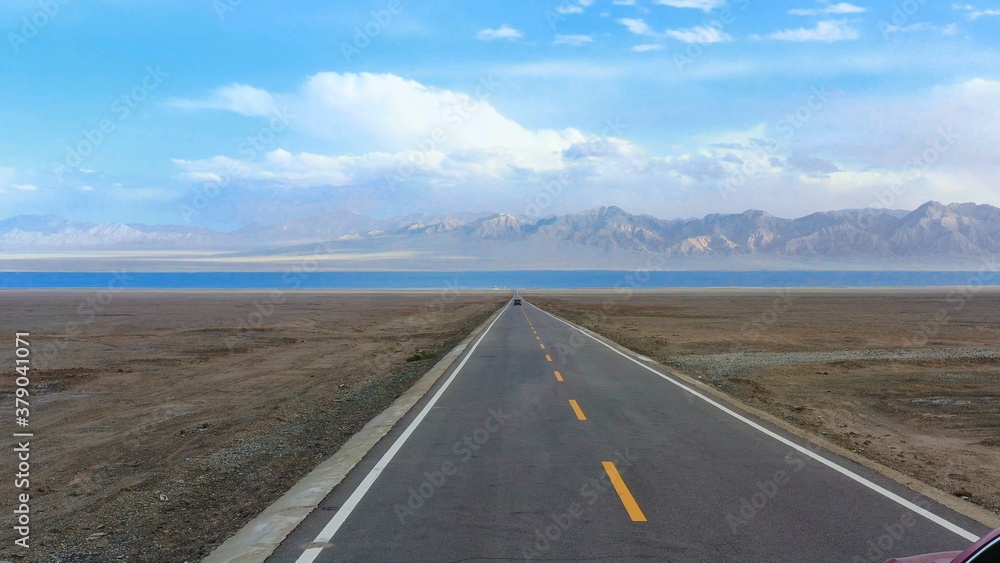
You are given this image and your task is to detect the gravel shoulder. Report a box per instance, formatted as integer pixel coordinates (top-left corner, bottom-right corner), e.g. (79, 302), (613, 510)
(0, 290), (507, 562)
(665, 347), (1000, 379)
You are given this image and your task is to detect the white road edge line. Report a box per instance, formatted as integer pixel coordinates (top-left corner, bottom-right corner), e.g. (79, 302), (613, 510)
(293, 305), (508, 563)
(532, 304), (981, 543)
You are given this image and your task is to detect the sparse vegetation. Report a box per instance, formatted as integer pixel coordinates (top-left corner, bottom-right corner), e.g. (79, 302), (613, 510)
(406, 348), (438, 362)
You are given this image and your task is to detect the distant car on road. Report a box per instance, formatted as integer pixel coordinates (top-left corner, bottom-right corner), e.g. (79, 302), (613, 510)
(886, 525), (1000, 562)
(513, 299), (521, 306)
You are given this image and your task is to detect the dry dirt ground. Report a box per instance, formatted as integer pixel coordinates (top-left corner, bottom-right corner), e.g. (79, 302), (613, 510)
(525, 289), (1000, 523)
(0, 291), (507, 562)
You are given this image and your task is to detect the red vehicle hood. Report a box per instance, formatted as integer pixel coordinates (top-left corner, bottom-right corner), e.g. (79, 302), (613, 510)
(885, 552), (961, 563)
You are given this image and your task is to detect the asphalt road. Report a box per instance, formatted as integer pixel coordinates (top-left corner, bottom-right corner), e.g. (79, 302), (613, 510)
(268, 297), (989, 562)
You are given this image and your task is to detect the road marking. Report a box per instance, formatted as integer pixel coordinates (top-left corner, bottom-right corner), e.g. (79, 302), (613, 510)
(603, 462), (647, 522)
(533, 306), (981, 543)
(533, 330), (538, 334)
(292, 308), (507, 563)
(539, 343), (546, 349)
(545, 354), (552, 362)
(536, 336), (541, 341)
(569, 399), (586, 420)
(554, 370), (564, 382)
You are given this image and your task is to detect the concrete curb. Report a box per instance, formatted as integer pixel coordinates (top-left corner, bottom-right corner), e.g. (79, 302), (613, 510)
(203, 304), (507, 563)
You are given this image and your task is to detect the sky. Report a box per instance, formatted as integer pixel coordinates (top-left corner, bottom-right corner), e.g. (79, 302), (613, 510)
(1, 0), (999, 230)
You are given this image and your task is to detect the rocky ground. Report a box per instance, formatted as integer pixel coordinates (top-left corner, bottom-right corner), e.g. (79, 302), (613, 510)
(525, 289), (1000, 522)
(0, 290), (507, 562)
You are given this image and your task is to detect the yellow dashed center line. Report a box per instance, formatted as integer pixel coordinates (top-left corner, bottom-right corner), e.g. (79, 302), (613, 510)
(603, 461), (646, 522)
(569, 399), (586, 420)
(536, 336), (541, 340)
(602, 462), (647, 522)
(539, 343), (546, 349)
(554, 371), (564, 382)
(545, 354), (552, 362)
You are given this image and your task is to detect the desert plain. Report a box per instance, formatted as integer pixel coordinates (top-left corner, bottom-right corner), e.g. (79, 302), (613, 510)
(0, 290), (506, 562)
(1, 288), (998, 562)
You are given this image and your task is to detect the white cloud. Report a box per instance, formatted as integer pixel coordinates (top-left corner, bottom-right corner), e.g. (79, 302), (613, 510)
(170, 73), (1000, 220)
(170, 84), (278, 116)
(13, 184), (37, 191)
(789, 2), (866, 15)
(175, 72), (578, 156)
(880, 22), (929, 35)
(954, 4), (1000, 20)
(553, 34), (594, 46)
(556, 0), (594, 15)
(766, 20), (859, 42)
(80, 185), (94, 191)
(632, 43), (664, 52)
(655, 0), (725, 12)
(666, 25), (733, 43)
(172, 72), (642, 190)
(613, 0), (636, 4)
(617, 17), (654, 35)
(476, 25), (523, 40)
(640, 78), (999, 216)
(880, 22), (960, 37)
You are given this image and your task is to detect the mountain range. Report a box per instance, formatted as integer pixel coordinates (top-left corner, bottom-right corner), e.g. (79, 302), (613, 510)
(2, 202), (998, 270)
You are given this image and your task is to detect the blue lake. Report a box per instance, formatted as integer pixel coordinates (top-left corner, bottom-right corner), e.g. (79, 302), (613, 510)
(1, 271), (998, 289)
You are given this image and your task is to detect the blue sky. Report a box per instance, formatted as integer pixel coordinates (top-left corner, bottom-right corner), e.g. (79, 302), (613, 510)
(1, 0), (999, 229)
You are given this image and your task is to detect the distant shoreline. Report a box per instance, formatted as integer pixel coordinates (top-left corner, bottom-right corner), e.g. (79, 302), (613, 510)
(2, 270), (999, 291)
(4, 287), (1000, 294)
